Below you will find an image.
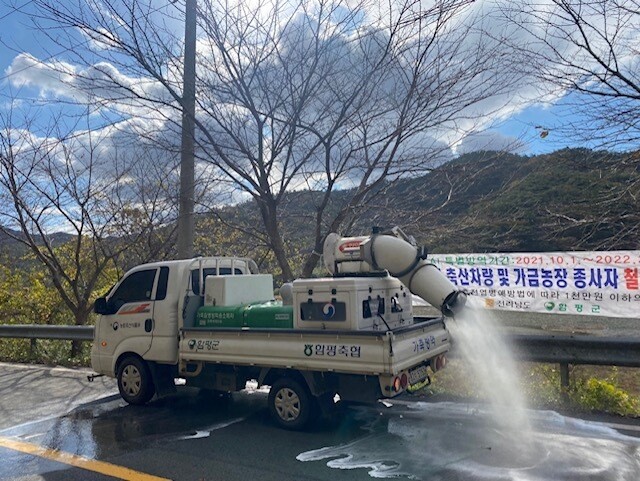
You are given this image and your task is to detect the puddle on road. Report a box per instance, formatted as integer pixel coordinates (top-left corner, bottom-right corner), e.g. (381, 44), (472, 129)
(176, 417), (247, 440)
(0, 388), (267, 480)
(0, 388), (265, 459)
(298, 402), (640, 481)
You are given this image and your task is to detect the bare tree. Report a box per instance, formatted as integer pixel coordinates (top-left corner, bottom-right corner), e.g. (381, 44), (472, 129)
(10, 0), (520, 280)
(496, 1), (640, 248)
(540, 150), (640, 250)
(500, 0), (640, 148)
(191, 0), (522, 278)
(0, 103), (178, 353)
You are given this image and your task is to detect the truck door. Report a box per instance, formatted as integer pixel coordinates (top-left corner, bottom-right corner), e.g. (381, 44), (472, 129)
(101, 268), (159, 366)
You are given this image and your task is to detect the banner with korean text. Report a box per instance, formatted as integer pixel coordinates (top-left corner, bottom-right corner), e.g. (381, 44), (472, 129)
(428, 252), (640, 318)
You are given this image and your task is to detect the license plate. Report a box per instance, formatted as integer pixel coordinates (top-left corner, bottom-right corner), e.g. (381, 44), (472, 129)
(408, 365), (429, 385)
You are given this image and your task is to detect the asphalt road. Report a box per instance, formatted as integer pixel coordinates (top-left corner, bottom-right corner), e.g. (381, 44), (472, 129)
(1, 363), (640, 481)
(0, 362), (117, 431)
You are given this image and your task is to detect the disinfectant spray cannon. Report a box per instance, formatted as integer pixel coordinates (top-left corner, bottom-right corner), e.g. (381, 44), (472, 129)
(323, 227), (466, 317)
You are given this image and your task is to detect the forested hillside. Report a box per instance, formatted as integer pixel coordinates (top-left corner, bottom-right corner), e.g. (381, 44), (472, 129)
(3, 148), (638, 274)
(391, 148), (639, 253)
(203, 148), (640, 265)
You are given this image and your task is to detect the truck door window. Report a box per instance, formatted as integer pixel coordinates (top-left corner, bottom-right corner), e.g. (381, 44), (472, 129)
(111, 269), (157, 304)
(155, 267), (169, 301)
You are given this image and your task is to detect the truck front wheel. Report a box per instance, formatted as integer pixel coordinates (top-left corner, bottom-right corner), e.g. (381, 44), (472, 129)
(117, 356), (155, 405)
(268, 378), (314, 430)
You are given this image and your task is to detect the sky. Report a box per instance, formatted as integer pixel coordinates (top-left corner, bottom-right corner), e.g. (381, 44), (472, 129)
(0, 0), (635, 242)
(0, 0), (595, 159)
(0, 0), (636, 178)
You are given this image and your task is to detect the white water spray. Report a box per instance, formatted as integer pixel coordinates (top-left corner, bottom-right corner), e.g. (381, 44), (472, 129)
(448, 296), (530, 433)
(298, 402), (640, 480)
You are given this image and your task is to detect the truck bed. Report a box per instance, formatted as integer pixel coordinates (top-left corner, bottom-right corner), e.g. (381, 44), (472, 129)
(179, 317), (449, 377)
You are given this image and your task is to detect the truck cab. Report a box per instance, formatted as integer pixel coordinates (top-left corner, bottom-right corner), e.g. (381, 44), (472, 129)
(91, 257), (257, 403)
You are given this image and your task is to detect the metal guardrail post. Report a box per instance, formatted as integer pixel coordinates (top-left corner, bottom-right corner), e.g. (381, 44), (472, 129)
(559, 362), (570, 402)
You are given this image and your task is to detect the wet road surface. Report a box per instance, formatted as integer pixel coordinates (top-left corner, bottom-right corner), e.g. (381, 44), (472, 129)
(0, 362), (117, 430)
(1, 363), (639, 481)
(0, 384), (371, 481)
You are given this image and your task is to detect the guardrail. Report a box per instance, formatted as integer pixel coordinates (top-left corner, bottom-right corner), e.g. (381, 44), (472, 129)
(0, 325), (94, 341)
(2, 324), (640, 392)
(508, 333), (640, 367)
(507, 333), (640, 395)
(0, 325), (94, 359)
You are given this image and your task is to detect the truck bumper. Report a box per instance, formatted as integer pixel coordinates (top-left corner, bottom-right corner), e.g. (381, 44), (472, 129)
(90, 348), (108, 375)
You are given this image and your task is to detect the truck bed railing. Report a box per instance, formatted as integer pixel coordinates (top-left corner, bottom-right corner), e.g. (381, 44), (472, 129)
(180, 316), (445, 337)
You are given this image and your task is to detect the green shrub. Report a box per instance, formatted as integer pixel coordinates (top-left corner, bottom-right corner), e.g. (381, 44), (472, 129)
(572, 377), (640, 416)
(522, 364), (564, 409)
(0, 338), (92, 367)
(424, 362), (640, 417)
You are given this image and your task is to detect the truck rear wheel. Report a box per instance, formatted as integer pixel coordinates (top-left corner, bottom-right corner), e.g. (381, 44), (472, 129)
(117, 356), (155, 405)
(268, 378), (314, 430)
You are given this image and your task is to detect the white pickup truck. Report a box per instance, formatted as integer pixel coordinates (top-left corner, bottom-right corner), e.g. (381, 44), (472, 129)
(91, 228), (466, 429)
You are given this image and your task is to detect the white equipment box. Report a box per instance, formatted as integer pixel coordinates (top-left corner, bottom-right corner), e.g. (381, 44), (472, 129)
(292, 276), (413, 330)
(204, 274), (274, 306)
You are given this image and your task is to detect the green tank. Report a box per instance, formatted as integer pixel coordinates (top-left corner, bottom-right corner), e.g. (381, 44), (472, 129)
(195, 305), (245, 327)
(196, 301), (293, 328)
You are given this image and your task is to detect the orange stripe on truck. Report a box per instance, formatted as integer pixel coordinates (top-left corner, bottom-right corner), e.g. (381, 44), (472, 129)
(118, 303), (151, 315)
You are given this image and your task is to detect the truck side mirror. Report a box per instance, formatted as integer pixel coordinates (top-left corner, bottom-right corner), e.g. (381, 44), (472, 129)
(94, 297), (109, 315)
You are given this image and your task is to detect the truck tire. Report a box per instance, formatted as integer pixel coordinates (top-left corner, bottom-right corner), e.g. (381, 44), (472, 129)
(117, 356), (155, 405)
(268, 378), (314, 430)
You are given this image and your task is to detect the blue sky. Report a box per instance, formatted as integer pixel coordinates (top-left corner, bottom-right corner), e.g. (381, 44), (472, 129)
(0, 1), (604, 157)
(495, 105), (577, 155)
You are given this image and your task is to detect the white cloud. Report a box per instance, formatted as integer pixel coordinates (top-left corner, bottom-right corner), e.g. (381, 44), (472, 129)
(76, 26), (123, 51)
(5, 53), (175, 119)
(5, 53), (78, 98)
(457, 130), (525, 155)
